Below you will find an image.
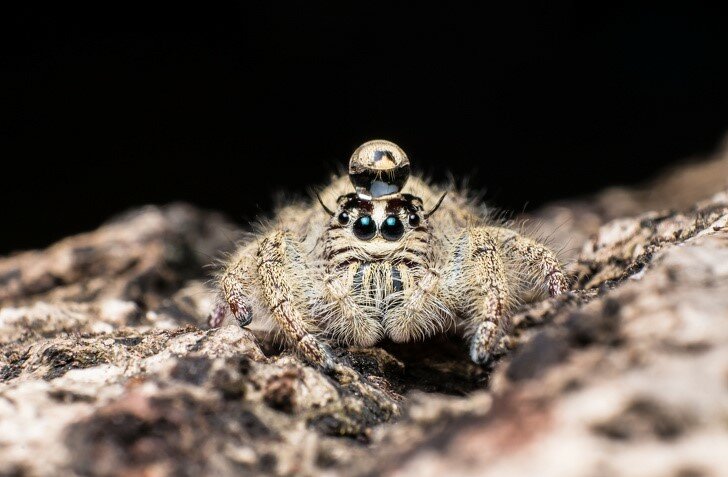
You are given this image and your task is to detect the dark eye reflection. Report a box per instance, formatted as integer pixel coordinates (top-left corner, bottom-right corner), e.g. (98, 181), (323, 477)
(381, 215), (404, 241)
(353, 215), (376, 240)
(408, 213), (420, 227)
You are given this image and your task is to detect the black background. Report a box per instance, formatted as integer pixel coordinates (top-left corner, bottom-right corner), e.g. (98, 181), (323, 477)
(3, 2), (728, 254)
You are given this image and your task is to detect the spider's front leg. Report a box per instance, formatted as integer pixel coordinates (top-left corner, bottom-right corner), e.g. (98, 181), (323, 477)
(256, 230), (335, 369)
(216, 242), (257, 328)
(443, 228), (512, 365)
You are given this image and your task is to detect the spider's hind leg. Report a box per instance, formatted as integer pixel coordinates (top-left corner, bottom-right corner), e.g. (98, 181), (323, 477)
(488, 227), (569, 296)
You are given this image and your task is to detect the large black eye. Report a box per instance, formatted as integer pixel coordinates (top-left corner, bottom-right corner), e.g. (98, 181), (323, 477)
(408, 213), (420, 227)
(381, 215), (404, 241)
(353, 215), (376, 240)
(337, 211), (350, 225)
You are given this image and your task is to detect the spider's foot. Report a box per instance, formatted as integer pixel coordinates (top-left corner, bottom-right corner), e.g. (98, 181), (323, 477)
(229, 300), (253, 328)
(232, 308), (253, 328)
(547, 269), (569, 297)
(298, 335), (336, 371)
(469, 322), (500, 366)
(209, 298), (254, 329)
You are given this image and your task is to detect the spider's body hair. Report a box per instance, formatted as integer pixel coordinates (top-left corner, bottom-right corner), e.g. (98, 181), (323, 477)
(216, 153), (568, 368)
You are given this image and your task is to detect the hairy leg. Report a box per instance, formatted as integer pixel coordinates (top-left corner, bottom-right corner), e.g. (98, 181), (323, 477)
(216, 242), (257, 328)
(443, 227), (512, 365)
(257, 231), (334, 369)
(488, 227), (568, 296)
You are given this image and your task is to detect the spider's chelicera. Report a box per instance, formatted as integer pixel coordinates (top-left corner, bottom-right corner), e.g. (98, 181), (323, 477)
(213, 140), (568, 369)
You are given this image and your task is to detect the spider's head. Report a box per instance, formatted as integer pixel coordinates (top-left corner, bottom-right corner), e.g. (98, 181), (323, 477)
(316, 140), (446, 244)
(323, 193), (424, 243)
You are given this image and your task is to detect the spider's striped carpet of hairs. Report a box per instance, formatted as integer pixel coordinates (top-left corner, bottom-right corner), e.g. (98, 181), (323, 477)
(1, 143), (728, 476)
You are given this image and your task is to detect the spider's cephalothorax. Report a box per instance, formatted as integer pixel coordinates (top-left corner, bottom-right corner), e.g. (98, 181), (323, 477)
(215, 140), (568, 369)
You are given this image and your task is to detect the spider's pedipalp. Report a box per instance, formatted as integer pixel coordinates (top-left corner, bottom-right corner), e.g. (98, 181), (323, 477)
(317, 263), (382, 346)
(382, 266), (454, 343)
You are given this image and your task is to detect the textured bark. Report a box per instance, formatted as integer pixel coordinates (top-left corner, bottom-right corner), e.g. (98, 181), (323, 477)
(1, 146), (727, 477)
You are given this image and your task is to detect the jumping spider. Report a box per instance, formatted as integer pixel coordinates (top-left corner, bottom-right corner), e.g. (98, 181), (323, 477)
(211, 140), (567, 369)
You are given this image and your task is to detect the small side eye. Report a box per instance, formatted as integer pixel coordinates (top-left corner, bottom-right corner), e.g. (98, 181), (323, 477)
(408, 213), (420, 227)
(338, 211), (350, 225)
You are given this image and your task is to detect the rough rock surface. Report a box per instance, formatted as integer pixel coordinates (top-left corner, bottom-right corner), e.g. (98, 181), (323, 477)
(1, 147), (728, 477)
